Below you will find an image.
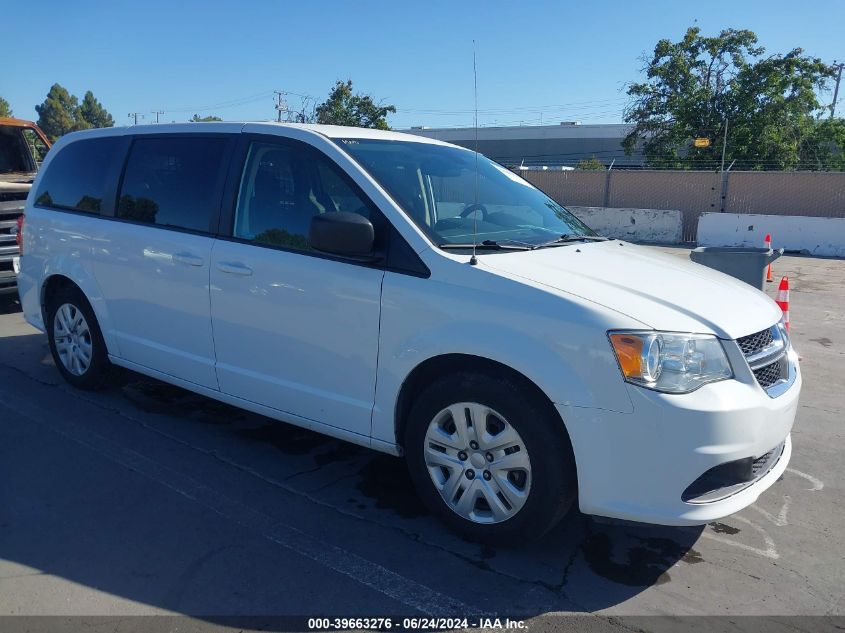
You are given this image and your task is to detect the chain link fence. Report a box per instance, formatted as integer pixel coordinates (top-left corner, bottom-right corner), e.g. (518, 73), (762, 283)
(519, 170), (845, 242)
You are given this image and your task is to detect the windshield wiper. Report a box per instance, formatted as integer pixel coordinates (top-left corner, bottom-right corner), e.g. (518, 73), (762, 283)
(439, 240), (532, 251)
(531, 234), (610, 249)
(440, 235), (608, 252)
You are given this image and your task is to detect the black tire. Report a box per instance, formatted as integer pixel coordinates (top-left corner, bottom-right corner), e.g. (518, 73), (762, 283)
(404, 371), (577, 543)
(46, 285), (114, 390)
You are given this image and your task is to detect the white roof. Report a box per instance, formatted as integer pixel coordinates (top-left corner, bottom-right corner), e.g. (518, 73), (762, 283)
(245, 121), (453, 145)
(56, 121), (453, 146)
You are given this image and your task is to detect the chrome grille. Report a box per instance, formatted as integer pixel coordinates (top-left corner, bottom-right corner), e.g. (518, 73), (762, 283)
(737, 328), (774, 356)
(0, 192), (27, 255)
(736, 325), (789, 394)
(0, 205), (24, 264)
(753, 362), (783, 389)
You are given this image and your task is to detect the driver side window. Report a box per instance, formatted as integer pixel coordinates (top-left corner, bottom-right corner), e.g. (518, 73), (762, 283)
(234, 141), (373, 252)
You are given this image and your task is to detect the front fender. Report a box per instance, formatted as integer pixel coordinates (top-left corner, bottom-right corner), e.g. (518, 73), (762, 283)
(371, 271), (635, 446)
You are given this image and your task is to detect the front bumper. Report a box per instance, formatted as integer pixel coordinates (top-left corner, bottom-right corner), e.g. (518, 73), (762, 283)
(559, 349), (801, 526)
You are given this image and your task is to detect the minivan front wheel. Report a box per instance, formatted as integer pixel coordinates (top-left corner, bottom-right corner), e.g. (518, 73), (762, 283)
(405, 372), (576, 542)
(424, 402), (532, 524)
(47, 286), (113, 390)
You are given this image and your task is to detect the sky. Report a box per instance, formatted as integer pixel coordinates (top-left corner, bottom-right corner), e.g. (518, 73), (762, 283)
(3, 0), (844, 130)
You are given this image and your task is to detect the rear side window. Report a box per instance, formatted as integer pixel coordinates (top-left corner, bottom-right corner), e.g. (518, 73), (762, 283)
(34, 137), (124, 213)
(117, 137), (229, 233)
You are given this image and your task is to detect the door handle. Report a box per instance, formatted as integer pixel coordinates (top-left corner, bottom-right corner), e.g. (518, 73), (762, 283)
(173, 252), (204, 267)
(216, 261), (253, 276)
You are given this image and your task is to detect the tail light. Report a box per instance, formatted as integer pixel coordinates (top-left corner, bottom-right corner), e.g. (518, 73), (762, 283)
(15, 214), (24, 255)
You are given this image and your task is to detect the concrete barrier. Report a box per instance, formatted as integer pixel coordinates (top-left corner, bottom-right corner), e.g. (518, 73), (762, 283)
(697, 213), (845, 257)
(568, 206), (683, 244)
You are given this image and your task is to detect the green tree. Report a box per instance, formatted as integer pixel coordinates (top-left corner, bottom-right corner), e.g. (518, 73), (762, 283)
(35, 84), (81, 141)
(78, 91), (114, 129)
(314, 80), (396, 129)
(575, 156), (606, 170)
(190, 114), (223, 122)
(623, 27), (843, 170)
(0, 96), (12, 118)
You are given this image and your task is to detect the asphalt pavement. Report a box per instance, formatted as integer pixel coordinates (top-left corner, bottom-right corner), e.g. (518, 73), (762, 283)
(0, 248), (842, 629)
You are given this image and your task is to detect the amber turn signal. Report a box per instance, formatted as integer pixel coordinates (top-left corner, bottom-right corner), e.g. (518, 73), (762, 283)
(609, 333), (644, 378)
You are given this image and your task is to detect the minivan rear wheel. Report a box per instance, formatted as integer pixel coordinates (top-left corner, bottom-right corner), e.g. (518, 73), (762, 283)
(47, 286), (113, 390)
(404, 371), (576, 542)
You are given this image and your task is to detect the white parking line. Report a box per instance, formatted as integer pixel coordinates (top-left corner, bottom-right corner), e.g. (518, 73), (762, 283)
(786, 467), (824, 491)
(701, 515), (780, 560)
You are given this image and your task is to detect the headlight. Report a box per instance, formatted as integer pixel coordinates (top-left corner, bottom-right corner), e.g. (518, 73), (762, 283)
(608, 331), (733, 393)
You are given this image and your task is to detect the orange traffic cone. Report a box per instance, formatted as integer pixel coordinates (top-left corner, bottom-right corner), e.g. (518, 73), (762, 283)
(765, 233), (773, 282)
(776, 276), (789, 330)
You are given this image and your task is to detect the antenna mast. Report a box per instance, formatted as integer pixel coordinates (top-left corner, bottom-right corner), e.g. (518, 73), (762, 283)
(470, 41), (479, 266)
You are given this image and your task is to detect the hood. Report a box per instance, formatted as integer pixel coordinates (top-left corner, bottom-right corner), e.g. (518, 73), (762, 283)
(480, 241), (782, 339)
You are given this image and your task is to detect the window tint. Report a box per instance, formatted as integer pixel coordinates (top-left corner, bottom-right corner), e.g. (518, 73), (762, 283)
(34, 137), (124, 213)
(234, 141), (374, 251)
(117, 137), (228, 232)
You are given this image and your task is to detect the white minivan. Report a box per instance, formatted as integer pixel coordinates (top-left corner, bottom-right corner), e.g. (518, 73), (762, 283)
(17, 123), (800, 541)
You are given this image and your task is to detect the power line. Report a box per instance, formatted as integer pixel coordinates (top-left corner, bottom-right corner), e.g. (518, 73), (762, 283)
(163, 90), (276, 114)
(127, 112), (144, 125)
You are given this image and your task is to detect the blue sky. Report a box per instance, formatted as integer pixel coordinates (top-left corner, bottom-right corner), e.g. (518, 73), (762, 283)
(3, 0), (843, 129)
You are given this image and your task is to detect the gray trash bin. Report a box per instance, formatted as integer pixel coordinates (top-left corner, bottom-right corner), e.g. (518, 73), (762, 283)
(690, 247), (784, 290)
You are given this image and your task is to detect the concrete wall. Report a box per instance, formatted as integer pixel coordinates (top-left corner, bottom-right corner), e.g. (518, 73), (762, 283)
(569, 206), (683, 245)
(521, 169), (845, 242)
(697, 213), (845, 257)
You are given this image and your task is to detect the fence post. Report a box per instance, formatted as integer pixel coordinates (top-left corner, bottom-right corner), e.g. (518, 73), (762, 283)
(720, 160), (736, 213)
(603, 159), (615, 207)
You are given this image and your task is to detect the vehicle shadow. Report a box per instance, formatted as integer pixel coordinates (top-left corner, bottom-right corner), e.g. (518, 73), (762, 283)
(0, 330), (704, 618)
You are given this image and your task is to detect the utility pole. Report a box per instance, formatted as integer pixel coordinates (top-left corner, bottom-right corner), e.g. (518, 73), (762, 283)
(128, 112), (144, 125)
(718, 117), (730, 213)
(830, 62), (844, 119)
(151, 110), (164, 124)
(274, 91), (287, 122)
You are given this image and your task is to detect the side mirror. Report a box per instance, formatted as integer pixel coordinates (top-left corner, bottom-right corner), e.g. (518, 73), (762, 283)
(309, 212), (375, 257)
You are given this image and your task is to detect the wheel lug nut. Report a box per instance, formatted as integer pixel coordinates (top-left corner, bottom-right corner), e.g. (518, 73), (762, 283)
(485, 452), (493, 462)
(465, 469), (475, 480)
(458, 451), (468, 461)
(469, 441), (479, 450)
(483, 470), (491, 480)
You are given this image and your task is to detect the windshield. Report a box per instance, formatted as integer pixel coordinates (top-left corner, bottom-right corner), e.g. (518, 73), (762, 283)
(335, 139), (594, 248)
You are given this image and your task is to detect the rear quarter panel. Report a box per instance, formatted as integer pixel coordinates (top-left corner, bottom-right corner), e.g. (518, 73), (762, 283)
(18, 207), (120, 356)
